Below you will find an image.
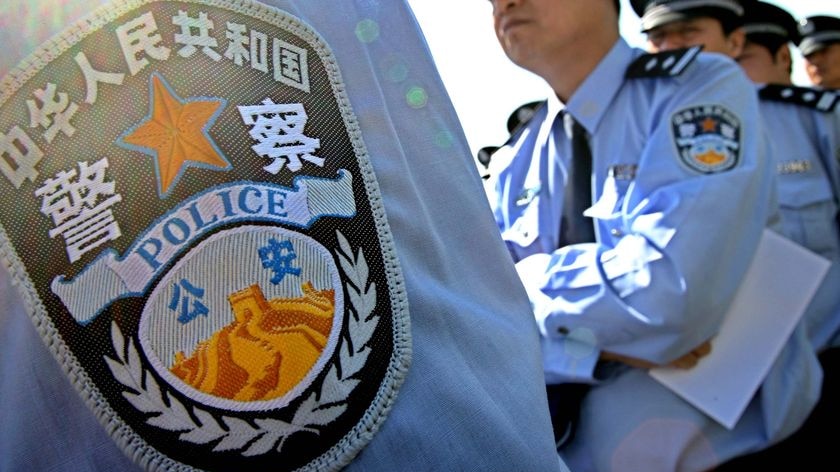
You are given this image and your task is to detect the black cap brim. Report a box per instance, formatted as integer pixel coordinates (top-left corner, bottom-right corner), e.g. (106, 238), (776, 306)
(639, 1), (745, 33)
(799, 32), (840, 56)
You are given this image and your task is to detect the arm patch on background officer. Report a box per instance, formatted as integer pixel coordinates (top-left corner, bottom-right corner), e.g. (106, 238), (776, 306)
(670, 104), (741, 174)
(625, 46), (702, 78)
(759, 84), (840, 112)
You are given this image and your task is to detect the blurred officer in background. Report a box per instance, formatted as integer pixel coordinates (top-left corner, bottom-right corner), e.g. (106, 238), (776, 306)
(485, 0), (773, 469)
(738, 0), (798, 84)
(637, 0), (746, 56)
(737, 1), (840, 344)
(719, 3), (840, 468)
(0, 1), (566, 471)
(798, 15), (840, 90)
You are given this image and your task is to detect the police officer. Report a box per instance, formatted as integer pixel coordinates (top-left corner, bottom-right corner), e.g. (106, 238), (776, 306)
(556, 2), (829, 470)
(0, 1), (566, 471)
(486, 0), (773, 467)
(717, 3), (840, 468)
(634, 0), (746, 56)
(798, 15), (840, 90)
(737, 2), (840, 308)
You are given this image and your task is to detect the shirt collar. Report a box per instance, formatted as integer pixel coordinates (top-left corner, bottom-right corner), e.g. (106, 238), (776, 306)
(545, 38), (636, 136)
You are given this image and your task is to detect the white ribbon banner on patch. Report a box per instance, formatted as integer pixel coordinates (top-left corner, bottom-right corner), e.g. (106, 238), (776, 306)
(52, 170), (355, 324)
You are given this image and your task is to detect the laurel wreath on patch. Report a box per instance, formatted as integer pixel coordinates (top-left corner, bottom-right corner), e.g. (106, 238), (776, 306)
(105, 231), (379, 457)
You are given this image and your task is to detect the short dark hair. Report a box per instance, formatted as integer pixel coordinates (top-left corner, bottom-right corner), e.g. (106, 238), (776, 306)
(748, 34), (788, 56)
(742, 1), (799, 57)
(719, 13), (744, 36)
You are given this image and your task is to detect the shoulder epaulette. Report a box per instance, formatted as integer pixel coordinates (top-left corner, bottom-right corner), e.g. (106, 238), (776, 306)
(759, 84), (839, 112)
(625, 46), (702, 79)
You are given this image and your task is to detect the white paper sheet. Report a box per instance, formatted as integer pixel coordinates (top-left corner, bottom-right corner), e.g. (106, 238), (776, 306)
(649, 229), (831, 430)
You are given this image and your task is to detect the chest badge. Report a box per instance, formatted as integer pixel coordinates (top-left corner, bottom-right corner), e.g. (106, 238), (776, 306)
(0, 1), (410, 470)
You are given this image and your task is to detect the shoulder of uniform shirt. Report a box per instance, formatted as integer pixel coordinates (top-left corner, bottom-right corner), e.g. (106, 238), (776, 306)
(758, 84), (840, 112)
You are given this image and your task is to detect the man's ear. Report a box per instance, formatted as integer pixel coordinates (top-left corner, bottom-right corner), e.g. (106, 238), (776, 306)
(776, 44), (792, 72)
(727, 27), (746, 58)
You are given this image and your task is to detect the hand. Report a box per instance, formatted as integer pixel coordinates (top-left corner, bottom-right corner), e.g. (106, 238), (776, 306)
(668, 340), (712, 369)
(601, 340), (712, 370)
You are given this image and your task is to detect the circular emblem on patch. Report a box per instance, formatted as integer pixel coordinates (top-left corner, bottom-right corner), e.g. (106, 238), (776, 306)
(0, 1), (410, 470)
(671, 104), (741, 174)
(137, 226), (343, 412)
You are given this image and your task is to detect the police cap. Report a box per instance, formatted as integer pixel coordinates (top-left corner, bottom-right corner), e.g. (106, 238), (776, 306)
(798, 15), (840, 56)
(742, 1), (800, 52)
(631, 0), (746, 33)
(506, 100), (544, 135)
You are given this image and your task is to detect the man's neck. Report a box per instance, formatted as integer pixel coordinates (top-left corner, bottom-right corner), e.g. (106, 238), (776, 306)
(541, 30), (619, 103)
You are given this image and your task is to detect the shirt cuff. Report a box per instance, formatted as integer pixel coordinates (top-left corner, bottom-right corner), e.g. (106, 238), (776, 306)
(542, 336), (600, 384)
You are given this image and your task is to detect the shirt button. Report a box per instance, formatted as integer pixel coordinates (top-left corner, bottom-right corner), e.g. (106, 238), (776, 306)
(610, 228), (623, 237)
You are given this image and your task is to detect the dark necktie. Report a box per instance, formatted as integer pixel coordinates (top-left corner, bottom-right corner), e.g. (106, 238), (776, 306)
(547, 112), (597, 447)
(559, 113), (595, 246)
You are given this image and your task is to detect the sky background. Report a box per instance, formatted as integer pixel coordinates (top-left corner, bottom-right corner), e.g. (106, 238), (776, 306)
(405, 0), (839, 159)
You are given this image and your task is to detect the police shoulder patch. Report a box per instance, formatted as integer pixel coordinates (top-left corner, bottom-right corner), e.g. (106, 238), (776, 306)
(625, 46), (702, 79)
(0, 1), (410, 470)
(670, 104), (741, 173)
(759, 84), (840, 112)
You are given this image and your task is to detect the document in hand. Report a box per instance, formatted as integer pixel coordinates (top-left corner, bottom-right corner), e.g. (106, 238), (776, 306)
(649, 229), (831, 430)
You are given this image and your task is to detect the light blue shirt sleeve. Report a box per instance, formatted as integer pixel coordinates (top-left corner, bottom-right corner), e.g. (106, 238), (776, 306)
(558, 84), (836, 472)
(0, 1), (564, 471)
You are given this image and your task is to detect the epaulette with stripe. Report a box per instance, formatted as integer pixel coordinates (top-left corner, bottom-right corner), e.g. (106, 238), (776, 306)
(625, 46), (702, 79)
(759, 84), (839, 112)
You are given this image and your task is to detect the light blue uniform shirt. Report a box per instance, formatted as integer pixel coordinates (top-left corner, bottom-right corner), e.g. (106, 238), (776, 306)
(0, 1), (566, 471)
(520, 45), (822, 472)
(552, 77), (837, 470)
(758, 89), (840, 351)
(486, 39), (775, 384)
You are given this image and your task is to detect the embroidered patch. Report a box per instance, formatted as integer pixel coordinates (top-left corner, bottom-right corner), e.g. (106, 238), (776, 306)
(0, 1), (410, 471)
(671, 105), (741, 174)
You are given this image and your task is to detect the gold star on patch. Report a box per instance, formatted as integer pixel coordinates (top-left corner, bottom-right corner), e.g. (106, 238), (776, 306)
(701, 117), (718, 133)
(121, 73), (229, 196)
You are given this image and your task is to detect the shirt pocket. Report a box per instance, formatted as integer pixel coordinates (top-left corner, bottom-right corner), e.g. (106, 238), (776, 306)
(779, 202), (840, 260)
(777, 165), (840, 259)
